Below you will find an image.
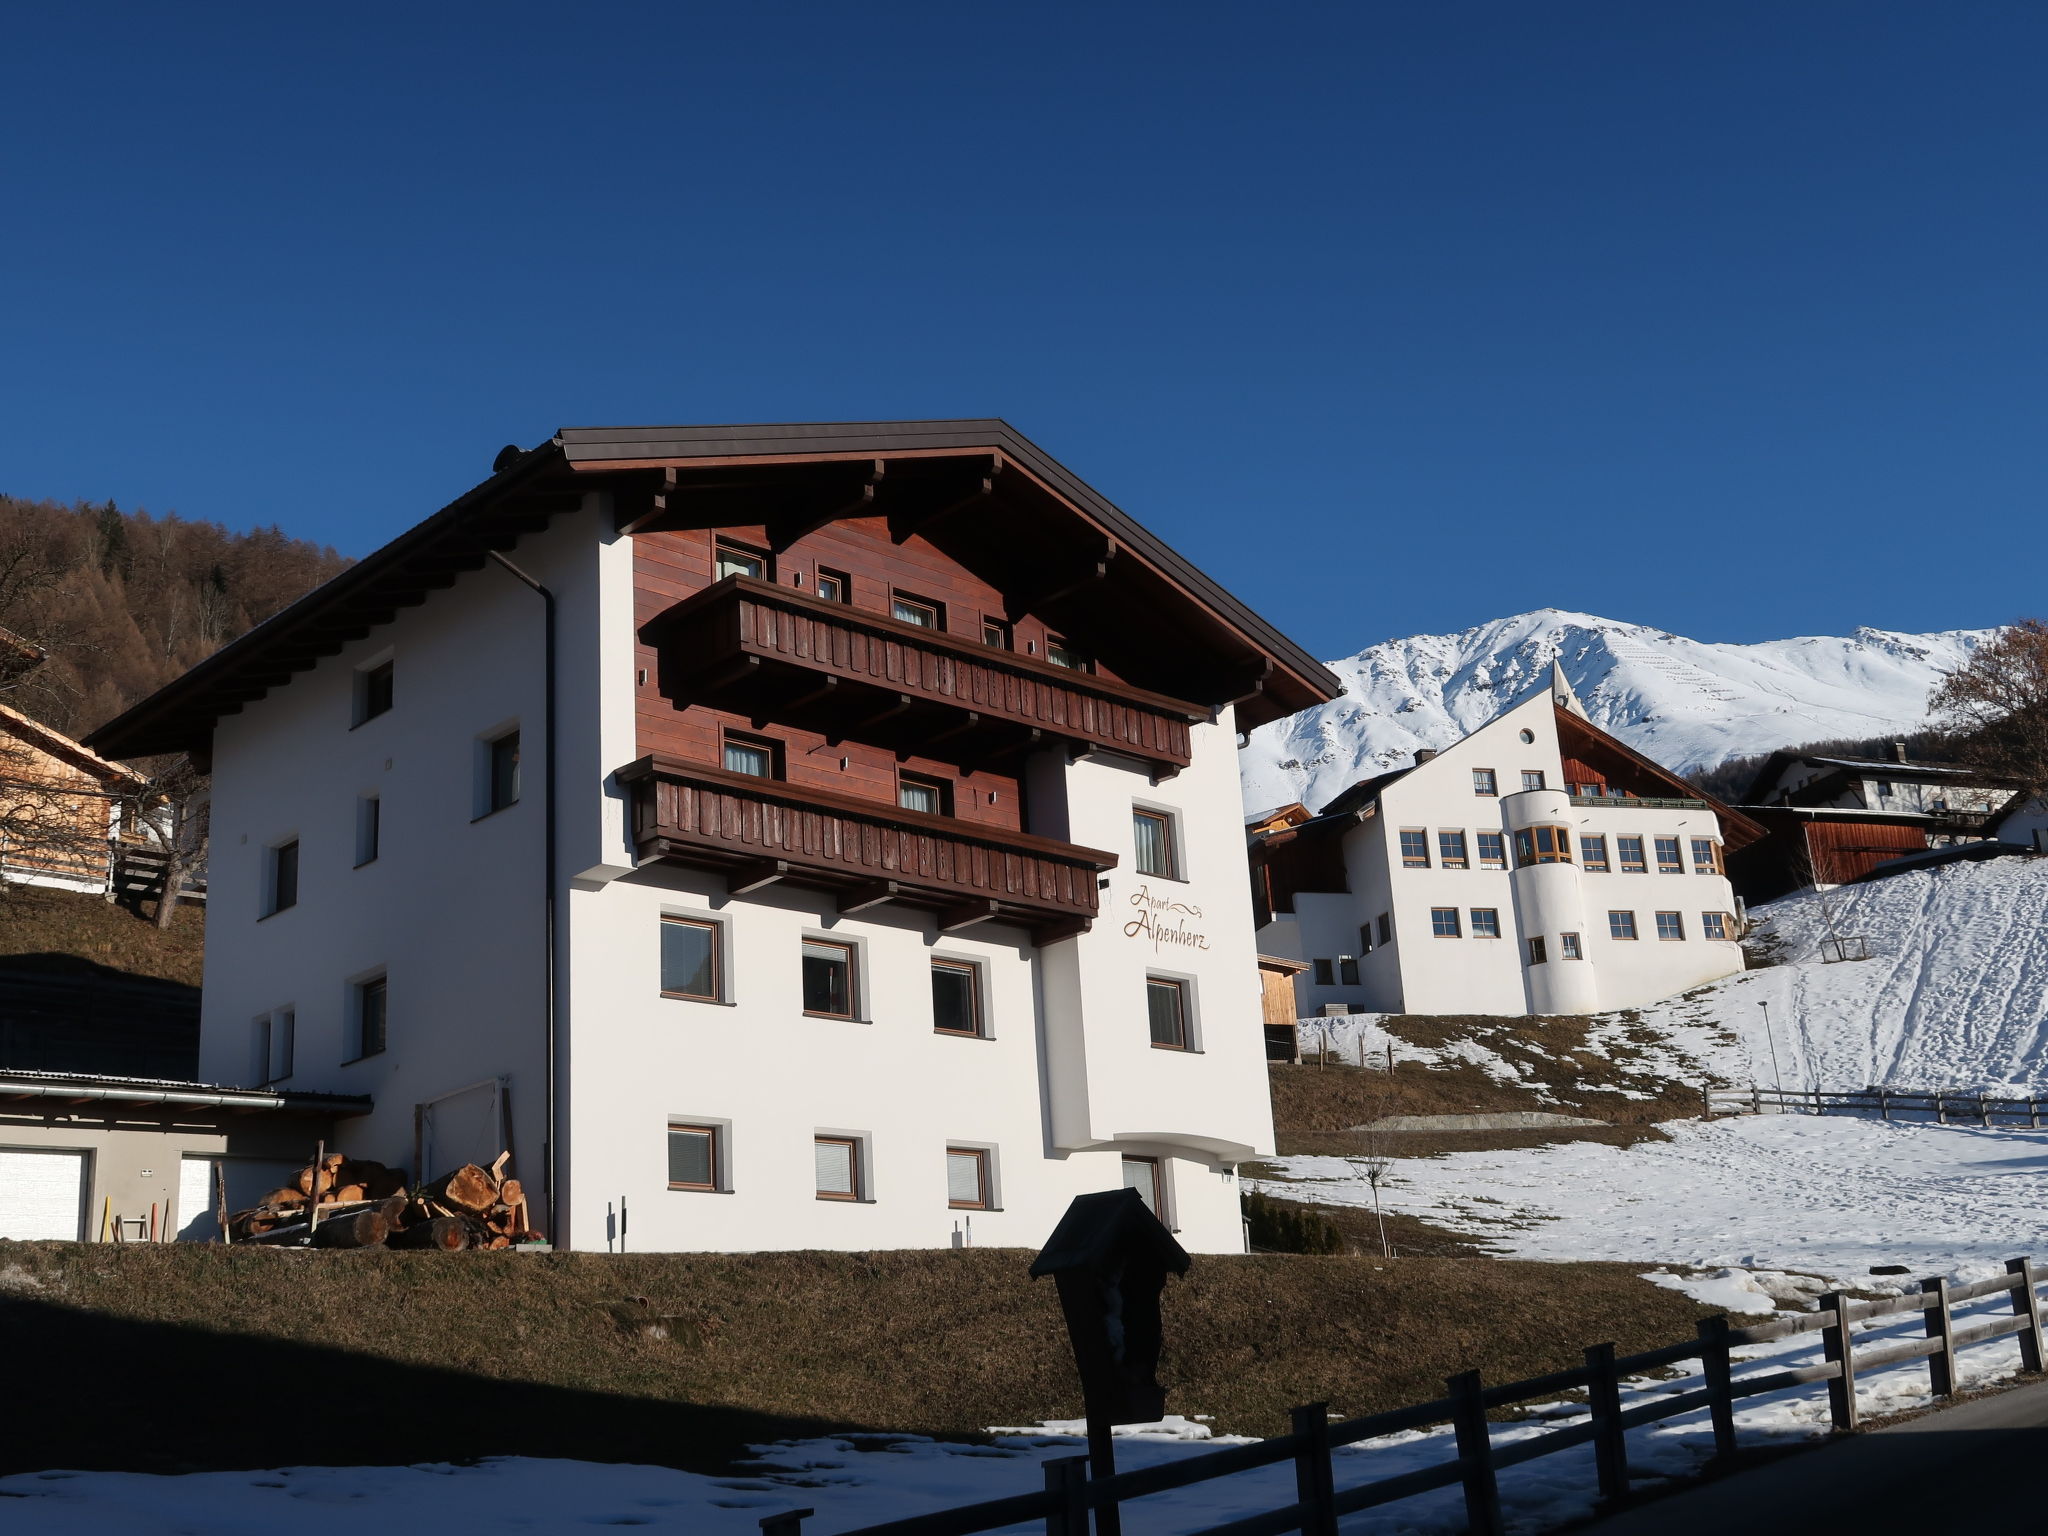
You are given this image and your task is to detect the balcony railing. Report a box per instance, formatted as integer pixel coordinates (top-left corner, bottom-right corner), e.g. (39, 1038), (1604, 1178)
(643, 577), (1202, 776)
(1569, 794), (1708, 810)
(616, 755), (1114, 938)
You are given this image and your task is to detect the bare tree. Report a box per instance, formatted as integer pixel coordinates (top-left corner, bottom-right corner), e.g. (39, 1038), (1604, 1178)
(1930, 618), (2048, 798)
(123, 756), (210, 929)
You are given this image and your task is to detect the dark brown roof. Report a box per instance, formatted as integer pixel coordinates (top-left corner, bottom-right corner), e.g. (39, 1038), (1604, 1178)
(85, 420), (1340, 759)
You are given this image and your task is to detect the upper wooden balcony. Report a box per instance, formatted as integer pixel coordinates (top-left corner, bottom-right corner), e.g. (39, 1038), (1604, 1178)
(616, 755), (1116, 938)
(643, 577), (1203, 777)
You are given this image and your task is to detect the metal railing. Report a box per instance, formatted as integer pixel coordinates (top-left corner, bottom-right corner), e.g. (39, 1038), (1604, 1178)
(1567, 795), (1708, 810)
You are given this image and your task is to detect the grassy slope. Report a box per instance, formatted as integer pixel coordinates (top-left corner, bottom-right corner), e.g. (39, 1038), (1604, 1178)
(0, 884), (204, 986)
(0, 1243), (1709, 1476)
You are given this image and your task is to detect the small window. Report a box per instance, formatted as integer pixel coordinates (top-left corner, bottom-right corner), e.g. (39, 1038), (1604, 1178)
(892, 592), (942, 628)
(1470, 908), (1501, 938)
(1476, 831), (1506, 870)
(1358, 923), (1375, 954)
(1377, 912), (1393, 946)
(1399, 829), (1431, 868)
(722, 731), (780, 779)
(1147, 976), (1191, 1049)
(1617, 835), (1648, 873)
(899, 773), (951, 817)
(981, 617), (1012, 650)
(487, 731), (521, 813)
(715, 540), (766, 581)
(1559, 931), (1583, 960)
(1656, 911), (1686, 941)
(354, 660), (394, 725)
(1527, 935), (1548, 965)
(1430, 906), (1463, 938)
(1337, 956), (1359, 986)
(265, 840), (299, 916)
(1519, 729), (1536, 744)
(1522, 770), (1547, 791)
(1045, 638), (1090, 671)
(1691, 838), (1720, 875)
(667, 1124), (719, 1191)
(253, 1008), (294, 1085)
(814, 1136), (862, 1200)
(815, 567), (849, 603)
(1872, 780), (1893, 797)
(947, 1147), (991, 1209)
(932, 960), (983, 1037)
(661, 916), (722, 1001)
(1121, 1154), (1164, 1217)
(1702, 911), (1730, 940)
(802, 940), (857, 1019)
(1581, 835), (1610, 872)
(1655, 837), (1684, 874)
(1438, 829), (1469, 869)
(1609, 910), (1638, 940)
(1133, 808), (1179, 878)
(354, 975), (388, 1059)
(355, 796), (380, 868)
(1312, 958), (1334, 986)
(1472, 768), (1498, 797)
(1513, 826), (1573, 867)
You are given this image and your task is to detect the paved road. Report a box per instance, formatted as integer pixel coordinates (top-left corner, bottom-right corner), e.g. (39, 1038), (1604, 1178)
(1587, 1378), (2048, 1533)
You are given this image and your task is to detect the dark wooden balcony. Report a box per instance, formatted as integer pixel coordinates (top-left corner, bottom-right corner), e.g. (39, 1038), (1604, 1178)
(616, 755), (1115, 938)
(644, 577), (1202, 777)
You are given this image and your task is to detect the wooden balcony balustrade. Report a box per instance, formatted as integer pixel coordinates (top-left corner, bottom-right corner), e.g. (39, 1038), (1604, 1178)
(616, 755), (1115, 938)
(643, 577), (1203, 777)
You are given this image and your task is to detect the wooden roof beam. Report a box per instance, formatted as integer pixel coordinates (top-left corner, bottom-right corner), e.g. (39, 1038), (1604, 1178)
(1004, 541), (1117, 621)
(889, 456), (1003, 544)
(768, 462), (885, 552)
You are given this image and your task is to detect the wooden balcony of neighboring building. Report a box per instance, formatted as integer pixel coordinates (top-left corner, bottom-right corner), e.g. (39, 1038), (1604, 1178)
(642, 576), (1203, 778)
(616, 755), (1116, 938)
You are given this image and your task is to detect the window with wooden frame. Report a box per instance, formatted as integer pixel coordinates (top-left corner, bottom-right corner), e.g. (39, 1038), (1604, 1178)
(1146, 976), (1191, 1049)
(1470, 908), (1501, 938)
(264, 839), (299, 916)
(354, 659), (394, 725)
(946, 1147), (992, 1209)
(1472, 768), (1498, 797)
(714, 539), (767, 582)
(1437, 829), (1469, 869)
(981, 616), (1012, 650)
(898, 772), (951, 817)
(660, 916), (722, 1002)
(1044, 637), (1090, 671)
(815, 567), (850, 603)
(1701, 911), (1731, 941)
(1580, 834), (1610, 871)
(1337, 956), (1359, 985)
(1522, 770), (1547, 791)
(1121, 1155), (1164, 1217)
(1430, 906), (1462, 938)
(1559, 931), (1583, 960)
(1616, 835), (1647, 873)
(1133, 808), (1179, 879)
(891, 590), (943, 629)
(1655, 836), (1684, 874)
(721, 730), (781, 779)
(1399, 828), (1431, 867)
(1691, 838), (1721, 875)
(814, 1136), (862, 1201)
(1476, 831), (1506, 870)
(1609, 910), (1638, 940)
(1527, 935), (1548, 965)
(667, 1124), (720, 1191)
(801, 939), (857, 1019)
(1312, 958), (1334, 986)
(1513, 825), (1573, 867)
(1655, 911), (1686, 941)
(931, 959), (983, 1037)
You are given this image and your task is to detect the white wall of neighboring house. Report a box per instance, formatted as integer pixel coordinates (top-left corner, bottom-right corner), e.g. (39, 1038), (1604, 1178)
(1994, 796), (2048, 852)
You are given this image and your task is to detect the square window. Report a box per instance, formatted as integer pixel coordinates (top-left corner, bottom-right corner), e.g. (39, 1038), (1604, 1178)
(722, 732), (780, 778)
(1522, 770), (1547, 791)
(1045, 638), (1090, 671)
(355, 796), (380, 868)
(1609, 910), (1638, 940)
(667, 1124), (719, 1190)
(814, 1136), (861, 1200)
(1377, 912), (1393, 946)
(981, 617), (1012, 650)
(1337, 956), (1359, 986)
(488, 731), (521, 813)
(1617, 836), (1647, 873)
(1691, 838), (1720, 875)
(1312, 958), (1334, 986)
(899, 774), (950, 816)
(1134, 808), (1179, 878)
(1656, 911), (1685, 941)
(892, 592), (942, 628)
(1400, 829), (1431, 868)
(1476, 831), (1506, 870)
(932, 960), (983, 1036)
(265, 840), (299, 916)
(1527, 935), (1548, 965)
(1581, 835), (1609, 871)
(1655, 837), (1683, 874)
(815, 568), (849, 603)
(715, 540), (766, 581)
(1470, 908), (1501, 938)
(1472, 768), (1498, 797)
(947, 1147), (991, 1209)
(660, 916), (721, 1001)
(1147, 976), (1191, 1049)
(1430, 906), (1462, 938)
(354, 660), (393, 725)
(354, 975), (388, 1059)
(802, 940), (857, 1018)
(1121, 1155), (1163, 1217)
(1702, 911), (1730, 941)
(1560, 931), (1583, 959)
(1438, 829), (1469, 869)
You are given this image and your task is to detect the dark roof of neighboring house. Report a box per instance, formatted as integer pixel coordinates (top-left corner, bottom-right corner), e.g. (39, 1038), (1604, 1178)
(84, 420), (1342, 758)
(1317, 766), (1415, 818)
(1740, 750), (2002, 803)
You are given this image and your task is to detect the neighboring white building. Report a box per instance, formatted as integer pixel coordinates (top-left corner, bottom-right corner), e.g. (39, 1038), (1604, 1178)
(1251, 667), (1762, 1018)
(84, 420), (1339, 1254)
(1742, 746), (2008, 821)
(1990, 794), (2048, 853)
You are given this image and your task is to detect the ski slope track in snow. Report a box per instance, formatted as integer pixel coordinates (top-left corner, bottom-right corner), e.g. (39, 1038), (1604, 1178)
(1241, 609), (1991, 815)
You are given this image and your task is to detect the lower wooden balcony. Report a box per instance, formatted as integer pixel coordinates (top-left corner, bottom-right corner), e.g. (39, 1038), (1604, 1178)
(616, 755), (1115, 938)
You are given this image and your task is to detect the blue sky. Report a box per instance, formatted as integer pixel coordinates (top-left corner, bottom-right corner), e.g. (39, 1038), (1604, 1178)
(3, 4), (2042, 659)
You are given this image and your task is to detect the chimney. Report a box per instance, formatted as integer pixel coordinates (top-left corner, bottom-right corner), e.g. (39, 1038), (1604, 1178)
(1414, 748), (1438, 766)
(1891, 741), (1909, 764)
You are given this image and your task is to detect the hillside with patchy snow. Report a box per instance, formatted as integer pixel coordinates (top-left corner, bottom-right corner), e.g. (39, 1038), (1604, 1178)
(1241, 610), (1990, 814)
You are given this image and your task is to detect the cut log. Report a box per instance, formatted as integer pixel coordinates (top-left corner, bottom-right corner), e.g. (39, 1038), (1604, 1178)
(308, 1210), (390, 1249)
(389, 1215), (469, 1251)
(329, 1183), (367, 1204)
(260, 1186), (307, 1208)
(422, 1164), (499, 1214)
(499, 1178), (523, 1210)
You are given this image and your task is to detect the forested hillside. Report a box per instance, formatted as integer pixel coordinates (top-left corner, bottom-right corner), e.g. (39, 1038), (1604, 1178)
(0, 495), (350, 740)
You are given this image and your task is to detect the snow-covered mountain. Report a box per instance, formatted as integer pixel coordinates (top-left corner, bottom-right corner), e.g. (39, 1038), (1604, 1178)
(1242, 610), (1992, 814)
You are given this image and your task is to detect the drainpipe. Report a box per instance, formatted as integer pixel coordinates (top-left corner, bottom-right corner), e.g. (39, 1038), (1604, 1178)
(487, 551), (559, 1247)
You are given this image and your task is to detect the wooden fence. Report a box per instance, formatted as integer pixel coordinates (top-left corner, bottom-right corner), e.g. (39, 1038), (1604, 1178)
(1706, 1084), (2048, 1128)
(763, 1257), (2048, 1536)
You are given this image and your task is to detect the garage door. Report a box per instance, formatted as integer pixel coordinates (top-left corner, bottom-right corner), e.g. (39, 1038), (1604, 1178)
(0, 1148), (88, 1240)
(176, 1157), (308, 1242)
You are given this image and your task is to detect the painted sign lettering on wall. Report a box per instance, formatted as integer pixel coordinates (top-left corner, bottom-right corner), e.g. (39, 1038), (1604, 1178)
(1124, 884), (1211, 952)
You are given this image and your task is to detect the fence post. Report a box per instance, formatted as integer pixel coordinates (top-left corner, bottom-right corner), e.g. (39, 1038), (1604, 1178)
(1820, 1292), (1860, 1431)
(1701, 1085), (1712, 1122)
(2008, 1257), (2046, 1375)
(760, 1510), (813, 1536)
(1695, 1316), (1738, 1460)
(1290, 1402), (1337, 1536)
(2032, 1100), (2042, 1131)
(1751, 1085), (1762, 1115)
(1584, 1342), (1629, 1503)
(1935, 1091), (1948, 1126)
(1811, 1088), (1823, 1117)
(1923, 1277), (1956, 1398)
(1979, 1096), (1992, 1129)
(1043, 1455), (1089, 1536)
(1448, 1370), (1503, 1536)
(1878, 1087), (1891, 1121)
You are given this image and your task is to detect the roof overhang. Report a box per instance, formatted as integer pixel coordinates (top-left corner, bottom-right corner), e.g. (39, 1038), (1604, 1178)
(0, 1068), (372, 1116)
(1554, 709), (1766, 850)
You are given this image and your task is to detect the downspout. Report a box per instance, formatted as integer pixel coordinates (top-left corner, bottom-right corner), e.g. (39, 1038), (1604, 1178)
(487, 551), (560, 1247)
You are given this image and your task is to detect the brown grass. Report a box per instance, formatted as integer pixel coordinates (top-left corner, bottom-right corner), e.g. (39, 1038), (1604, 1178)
(1273, 1124), (1668, 1159)
(0, 883), (204, 986)
(0, 1242), (1714, 1475)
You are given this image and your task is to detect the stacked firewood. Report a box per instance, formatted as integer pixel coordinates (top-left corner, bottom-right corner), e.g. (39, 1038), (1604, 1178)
(228, 1151), (539, 1250)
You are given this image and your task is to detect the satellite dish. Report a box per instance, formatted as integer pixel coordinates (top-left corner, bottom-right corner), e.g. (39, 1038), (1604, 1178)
(493, 444), (524, 473)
